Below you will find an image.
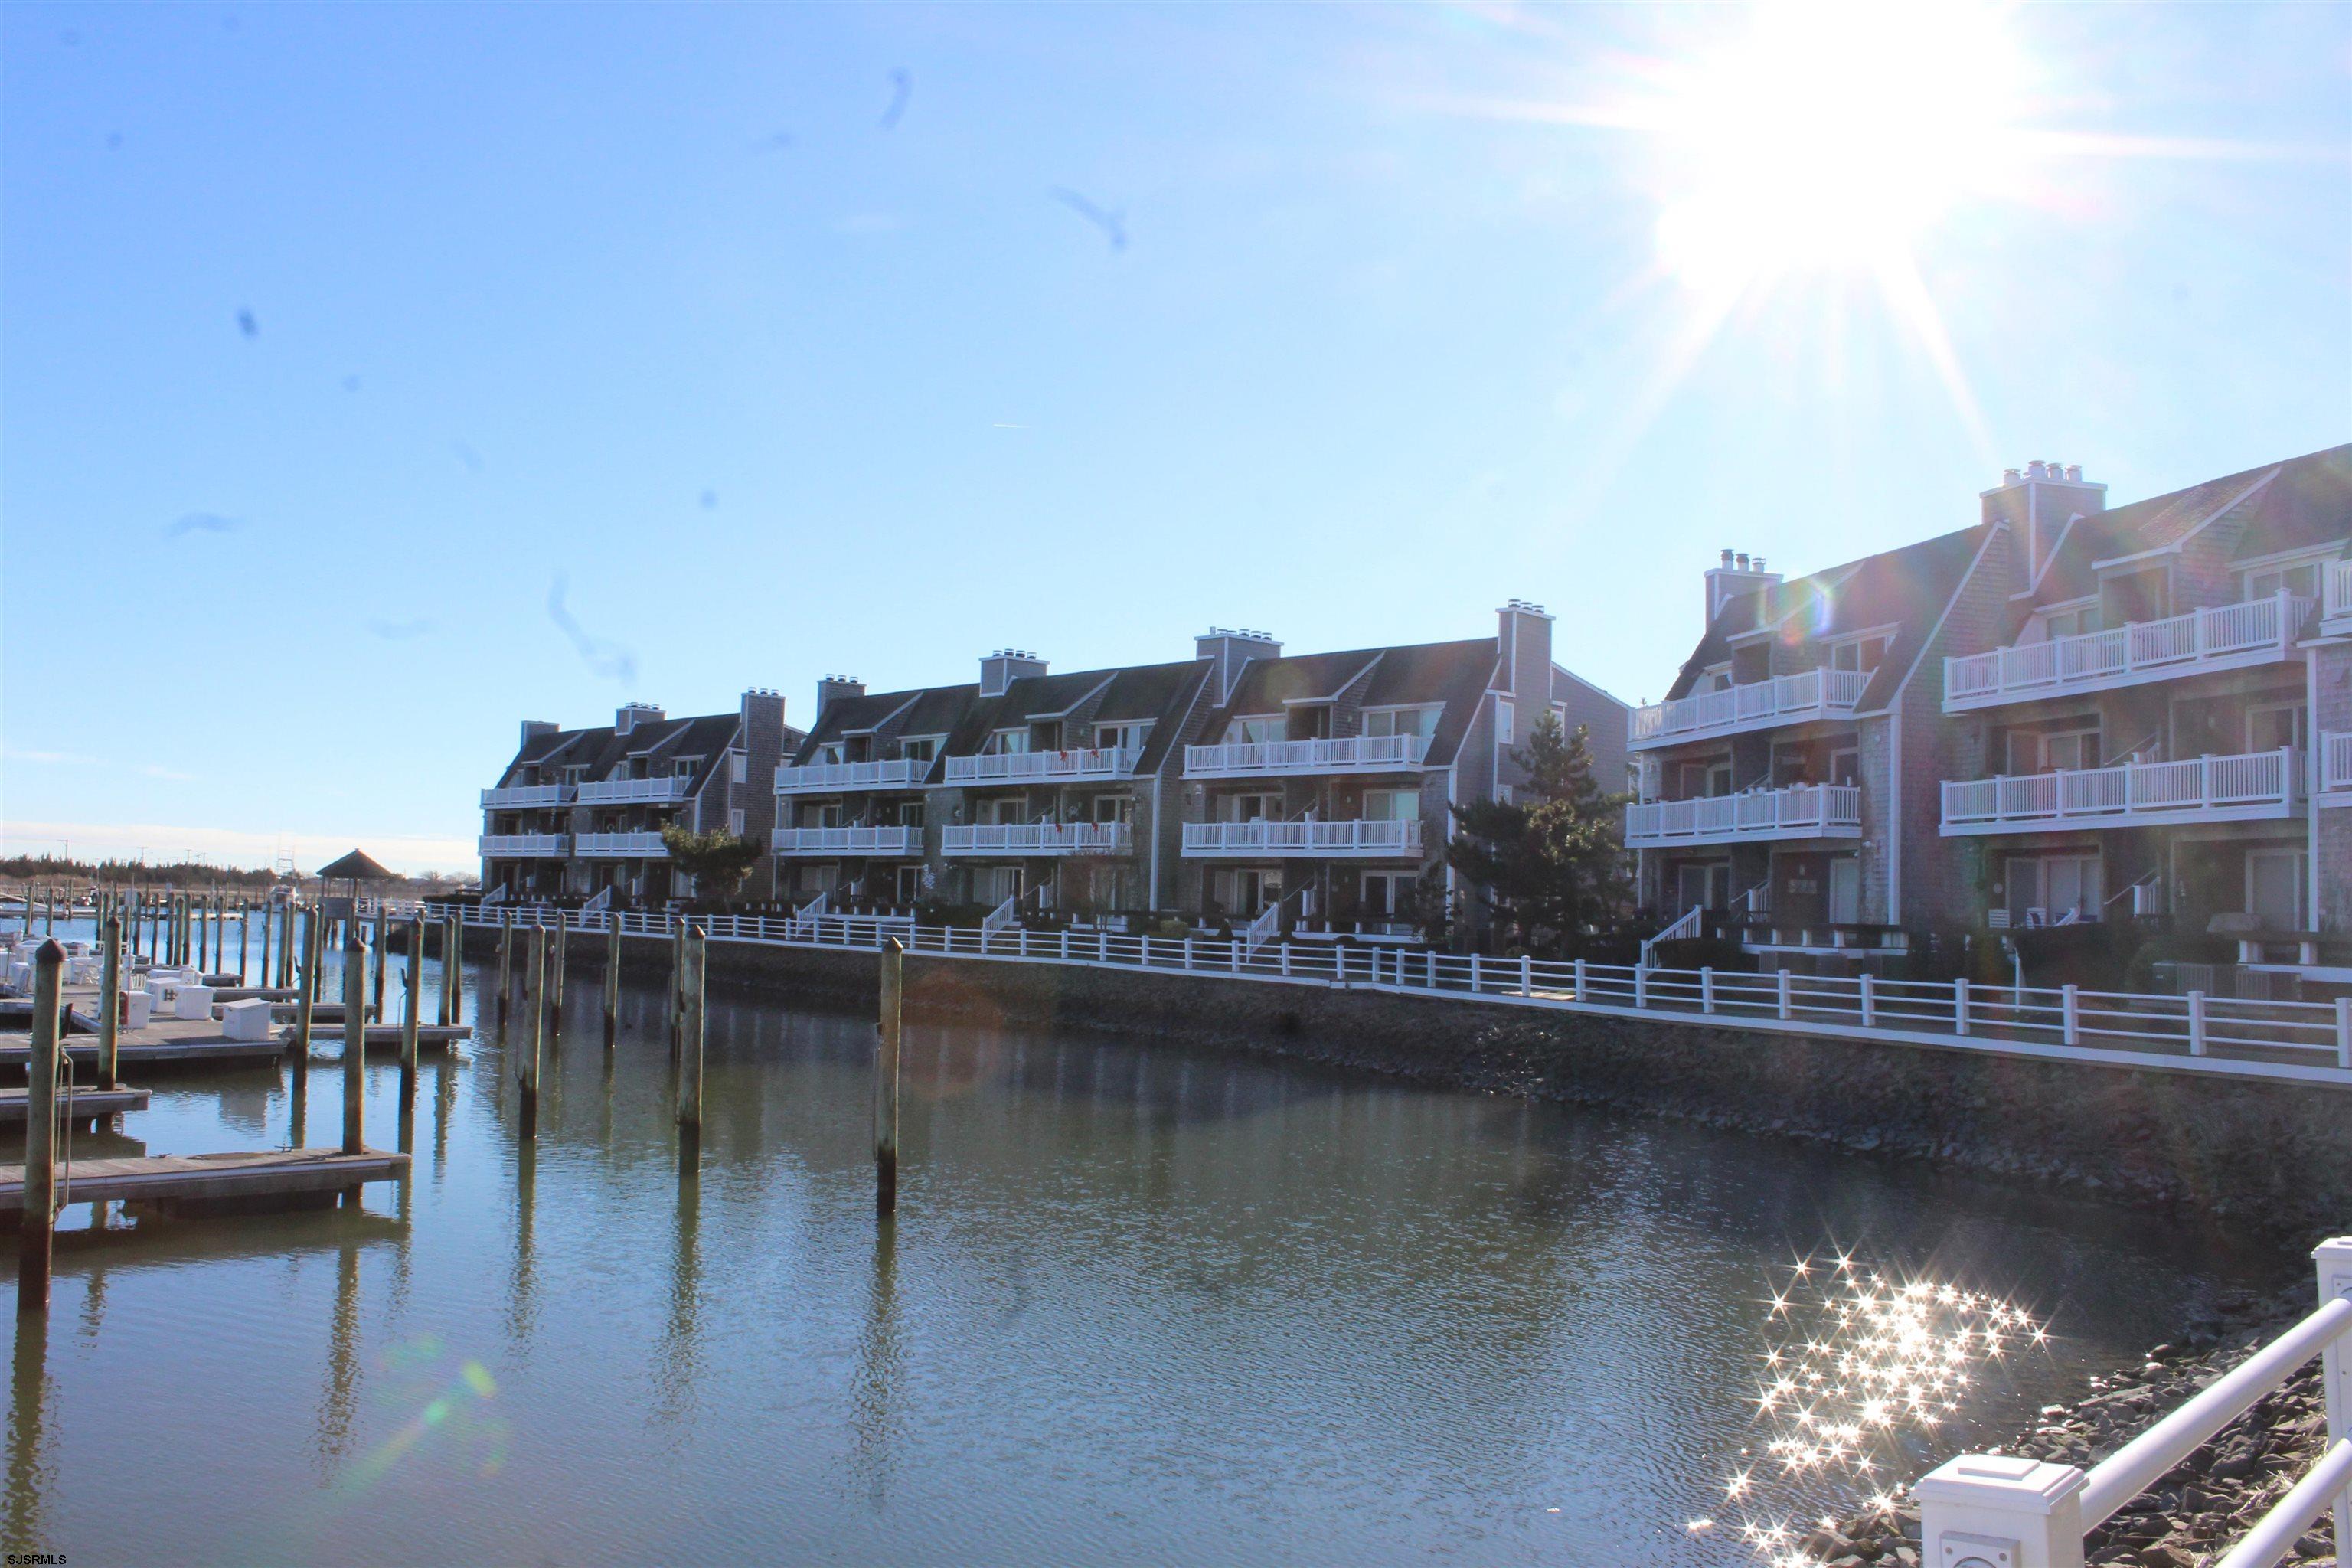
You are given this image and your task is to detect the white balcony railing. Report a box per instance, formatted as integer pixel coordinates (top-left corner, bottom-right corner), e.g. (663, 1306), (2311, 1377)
(770, 825), (926, 857)
(1181, 819), (1425, 858)
(2327, 560), (2352, 626)
(1941, 747), (2301, 834)
(940, 822), (1133, 856)
(1623, 784), (1863, 848)
(480, 782), (576, 808)
(774, 759), (926, 794)
(577, 775), (694, 805)
(1627, 668), (1868, 751)
(1944, 592), (2309, 712)
(479, 833), (570, 858)
(2326, 732), (2352, 795)
(573, 831), (671, 858)
(1184, 734), (1431, 778)
(942, 747), (1138, 784)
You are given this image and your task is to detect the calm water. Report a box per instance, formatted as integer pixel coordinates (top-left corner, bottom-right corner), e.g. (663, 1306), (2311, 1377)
(0, 921), (2286, 1566)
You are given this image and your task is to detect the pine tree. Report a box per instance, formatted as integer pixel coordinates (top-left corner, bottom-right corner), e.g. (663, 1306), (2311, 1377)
(1444, 710), (1632, 953)
(658, 825), (763, 907)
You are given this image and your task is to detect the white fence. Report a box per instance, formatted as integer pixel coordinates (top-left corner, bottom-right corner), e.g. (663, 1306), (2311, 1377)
(2325, 732), (2352, 796)
(770, 825), (925, 857)
(1942, 748), (2301, 832)
(479, 833), (570, 858)
(941, 822), (1132, 855)
(574, 831), (669, 858)
(480, 783), (576, 808)
(774, 759), (926, 794)
(1624, 784), (1862, 846)
(1181, 819), (1422, 856)
(1628, 666), (1869, 749)
(1945, 592), (2308, 710)
(1184, 734), (1431, 778)
(944, 746), (1137, 783)
(424, 903), (2352, 1086)
(577, 776), (692, 805)
(1920, 1239), (2352, 1568)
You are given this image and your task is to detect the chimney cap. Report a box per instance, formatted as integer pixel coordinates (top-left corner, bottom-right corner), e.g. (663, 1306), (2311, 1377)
(1720, 548), (1736, 566)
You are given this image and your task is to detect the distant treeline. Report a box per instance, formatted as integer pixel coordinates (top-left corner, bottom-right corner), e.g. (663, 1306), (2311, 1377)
(0, 855), (283, 889)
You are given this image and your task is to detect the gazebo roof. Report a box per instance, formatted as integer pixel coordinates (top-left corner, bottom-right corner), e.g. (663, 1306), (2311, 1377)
(313, 849), (396, 882)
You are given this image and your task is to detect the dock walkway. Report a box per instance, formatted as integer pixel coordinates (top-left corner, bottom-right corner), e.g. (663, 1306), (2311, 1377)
(0, 1148), (407, 1213)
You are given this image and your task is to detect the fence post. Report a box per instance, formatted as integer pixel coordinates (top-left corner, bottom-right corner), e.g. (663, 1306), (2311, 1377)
(1955, 977), (1970, 1037)
(1859, 972), (1877, 1027)
(1142, 935), (1152, 968)
(1776, 968), (1792, 1021)
(1634, 965), (1648, 1009)
(2315, 1237), (2352, 1557)
(1060, 929), (1070, 962)
(1573, 957), (1586, 1001)
(1018, 928), (1029, 960)
(1700, 967), (1715, 1014)
(1914, 1454), (2089, 1568)
(2186, 989), (2207, 1057)
(1521, 954), (1533, 996)
(1470, 952), (1481, 992)
(2335, 996), (2351, 1070)
(1184, 936), (1194, 971)
(1280, 942), (1292, 978)
(2062, 983), (2080, 1047)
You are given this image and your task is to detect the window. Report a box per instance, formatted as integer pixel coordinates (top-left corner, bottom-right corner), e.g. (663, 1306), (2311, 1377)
(1495, 698), (1514, 746)
(983, 727), (1031, 756)
(2245, 561), (2323, 603)
(730, 752), (748, 785)
(2248, 701), (2307, 753)
(1361, 871), (1416, 920)
(1830, 749), (1860, 787)
(730, 809), (745, 836)
(817, 743), (845, 765)
(2005, 854), (2102, 924)
(2007, 723), (2100, 773)
(1830, 636), (1889, 674)
(1091, 795), (1134, 824)
(897, 801), (926, 827)
(1364, 707), (1440, 740)
(1227, 716), (1281, 746)
(1095, 720), (1152, 753)
(802, 802), (841, 829)
(2039, 603), (2101, 640)
(1217, 792), (1280, 822)
(1494, 785), (1514, 805)
(1364, 788), (1417, 822)
(985, 797), (1027, 825)
(1703, 665), (1733, 693)
(2246, 848), (2308, 929)
(897, 735), (940, 763)
(674, 757), (699, 780)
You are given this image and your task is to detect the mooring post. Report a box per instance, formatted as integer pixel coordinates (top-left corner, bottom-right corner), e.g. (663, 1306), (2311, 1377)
(19, 940), (64, 1314)
(875, 936), (903, 1220)
(400, 913), (423, 1097)
(292, 909), (321, 1098)
(370, 907), (387, 1021)
(439, 910), (459, 1027)
(497, 910), (514, 1034)
(341, 925), (368, 1157)
(97, 914), (122, 1091)
(669, 918), (686, 1063)
(603, 916), (621, 1054)
(518, 924), (544, 1140)
(678, 924), (706, 1151)
(212, 889), (224, 973)
(550, 915), (567, 1047)
(237, 898), (250, 983)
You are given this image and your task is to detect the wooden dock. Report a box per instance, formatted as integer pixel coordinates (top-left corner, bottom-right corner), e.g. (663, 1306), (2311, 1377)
(0, 1148), (407, 1217)
(0, 1086), (149, 1125)
(0, 1026), (285, 1071)
(299, 1023), (470, 1049)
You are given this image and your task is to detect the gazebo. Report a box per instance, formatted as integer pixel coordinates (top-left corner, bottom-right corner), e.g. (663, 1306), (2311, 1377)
(313, 849), (396, 919)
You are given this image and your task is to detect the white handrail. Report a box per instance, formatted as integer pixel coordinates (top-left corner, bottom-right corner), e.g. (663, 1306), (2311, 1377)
(1243, 902), (1280, 952)
(1640, 905), (1703, 968)
(981, 894), (1019, 936)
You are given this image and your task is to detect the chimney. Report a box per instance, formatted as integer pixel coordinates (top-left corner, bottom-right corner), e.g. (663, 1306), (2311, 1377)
(1497, 600), (1554, 704)
(979, 648), (1048, 698)
(815, 675), (865, 718)
(1981, 459), (2109, 585)
(1194, 627), (1282, 707)
(521, 720), (558, 746)
(1703, 548), (1784, 629)
(740, 686), (786, 743)
(615, 701), (664, 736)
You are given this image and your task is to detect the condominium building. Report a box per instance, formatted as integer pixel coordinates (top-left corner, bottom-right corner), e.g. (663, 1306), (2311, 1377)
(1632, 443), (2352, 968)
(479, 691), (799, 904)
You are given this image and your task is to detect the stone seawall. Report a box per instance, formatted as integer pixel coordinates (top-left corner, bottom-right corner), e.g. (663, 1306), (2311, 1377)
(467, 927), (2352, 1241)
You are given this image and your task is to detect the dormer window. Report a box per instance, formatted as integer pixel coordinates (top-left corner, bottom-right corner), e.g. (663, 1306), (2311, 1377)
(1095, 720), (1152, 753)
(1828, 636), (1888, 674)
(1364, 706), (1439, 740)
(1227, 715), (1280, 746)
(897, 735), (941, 763)
(2243, 560), (2323, 603)
(674, 758), (698, 780)
(817, 742), (845, 765)
(2038, 603), (2101, 640)
(982, 727), (1031, 756)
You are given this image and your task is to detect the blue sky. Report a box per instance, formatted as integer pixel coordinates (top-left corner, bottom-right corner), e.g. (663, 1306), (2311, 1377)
(5, 2), (2347, 873)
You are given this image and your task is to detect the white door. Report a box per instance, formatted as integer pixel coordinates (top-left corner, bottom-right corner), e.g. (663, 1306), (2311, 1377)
(2247, 849), (2306, 930)
(1828, 859), (1860, 925)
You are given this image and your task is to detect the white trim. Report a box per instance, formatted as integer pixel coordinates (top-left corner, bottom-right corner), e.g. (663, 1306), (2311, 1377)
(2089, 469), (2280, 570)
(1859, 521), (2009, 720)
(2236, 541), (2345, 577)
(1887, 692), (1903, 923)
(2010, 511), (2092, 602)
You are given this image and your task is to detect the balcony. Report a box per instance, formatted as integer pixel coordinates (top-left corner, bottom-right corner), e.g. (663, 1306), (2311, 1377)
(2326, 562), (2352, 630)
(1183, 734), (1430, 779)
(480, 782), (576, 809)
(2321, 733), (2352, 801)
(1181, 819), (1424, 858)
(479, 832), (570, 858)
(940, 822), (1132, 856)
(1627, 668), (1868, 752)
(942, 746), (1138, 784)
(574, 831), (671, 858)
(1943, 593), (2309, 713)
(577, 775), (694, 805)
(1940, 747), (2301, 835)
(1623, 784), (1862, 848)
(774, 759), (927, 794)
(771, 825), (926, 857)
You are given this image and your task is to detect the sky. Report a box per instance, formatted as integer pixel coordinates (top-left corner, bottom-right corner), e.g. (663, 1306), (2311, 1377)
(4, 2), (2348, 874)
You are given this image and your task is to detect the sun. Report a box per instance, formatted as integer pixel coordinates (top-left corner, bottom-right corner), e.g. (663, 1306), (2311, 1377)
(1649, 2), (2028, 294)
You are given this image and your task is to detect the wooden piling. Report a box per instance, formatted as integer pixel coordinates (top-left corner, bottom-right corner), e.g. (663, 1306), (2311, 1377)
(211, 889), (224, 972)
(371, 908), (387, 1022)
(237, 899), (250, 983)
(550, 916), (567, 1048)
(19, 940), (62, 1315)
(668, 919), (686, 1063)
(518, 925), (544, 1140)
(439, 910), (459, 1027)
(603, 916), (620, 1053)
(341, 926), (368, 1157)
(497, 910), (514, 1034)
(400, 913), (423, 1096)
(875, 937), (903, 1220)
(678, 925), (705, 1143)
(292, 909), (321, 1094)
(96, 914), (122, 1091)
